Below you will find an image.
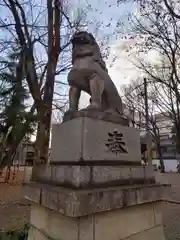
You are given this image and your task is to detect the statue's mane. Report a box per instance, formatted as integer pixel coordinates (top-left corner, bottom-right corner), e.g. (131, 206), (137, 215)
(71, 31), (107, 72)
(71, 31), (97, 46)
(71, 31), (106, 68)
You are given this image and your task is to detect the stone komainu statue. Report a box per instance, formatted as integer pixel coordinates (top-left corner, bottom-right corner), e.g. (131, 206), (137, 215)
(67, 31), (123, 115)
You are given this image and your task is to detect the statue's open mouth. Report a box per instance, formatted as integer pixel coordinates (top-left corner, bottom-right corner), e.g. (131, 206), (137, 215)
(71, 32), (91, 46)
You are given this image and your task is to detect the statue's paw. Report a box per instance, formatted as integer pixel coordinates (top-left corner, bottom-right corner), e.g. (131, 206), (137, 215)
(105, 108), (117, 115)
(64, 109), (74, 116)
(63, 109), (76, 121)
(86, 105), (93, 109)
(85, 104), (101, 111)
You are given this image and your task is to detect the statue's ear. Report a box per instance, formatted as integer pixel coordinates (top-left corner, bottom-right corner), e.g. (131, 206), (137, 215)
(88, 33), (95, 45)
(71, 31), (79, 43)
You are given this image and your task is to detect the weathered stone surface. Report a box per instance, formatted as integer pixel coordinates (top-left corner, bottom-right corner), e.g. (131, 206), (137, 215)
(27, 200), (166, 240)
(94, 204), (155, 240)
(79, 216), (94, 240)
(29, 203), (78, 240)
(50, 117), (141, 163)
(21, 182), (41, 203)
(32, 165), (155, 188)
(28, 227), (47, 240)
(144, 165), (154, 179)
(51, 118), (83, 162)
(125, 225), (165, 240)
(63, 108), (129, 125)
(23, 182), (170, 217)
(153, 201), (164, 226)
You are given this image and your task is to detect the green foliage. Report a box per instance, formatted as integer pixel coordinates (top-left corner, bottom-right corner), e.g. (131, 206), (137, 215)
(0, 53), (25, 119)
(0, 51), (37, 167)
(0, 224), (29, 240)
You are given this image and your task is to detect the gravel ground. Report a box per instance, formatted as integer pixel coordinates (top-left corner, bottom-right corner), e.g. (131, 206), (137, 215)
(0, 184), (30, 231)
(155, 172), (180, 240)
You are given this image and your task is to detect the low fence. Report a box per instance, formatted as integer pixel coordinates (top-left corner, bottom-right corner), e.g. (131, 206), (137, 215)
(153, 159), (178, 172)
(0, 166), (32, 185)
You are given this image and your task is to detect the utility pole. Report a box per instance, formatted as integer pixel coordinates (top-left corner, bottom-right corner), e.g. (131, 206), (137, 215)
(143, 77), (152, 166)
(144, 78), (149, 133)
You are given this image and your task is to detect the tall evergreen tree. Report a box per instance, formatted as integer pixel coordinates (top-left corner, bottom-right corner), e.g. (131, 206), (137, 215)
(0, 52), (36, 168)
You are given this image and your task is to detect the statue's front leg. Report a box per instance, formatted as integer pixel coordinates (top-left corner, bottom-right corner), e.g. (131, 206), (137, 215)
(89, 73), (104, 109)
(69, 86), (81, 111)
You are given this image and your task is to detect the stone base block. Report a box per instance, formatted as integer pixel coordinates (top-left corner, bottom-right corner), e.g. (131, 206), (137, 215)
(31, 164), (155, 188)
(63, 108), (129, 125)
(27, 199), (166, 240)
(23, 182), (170, 217)
(50, 117), (141, 163)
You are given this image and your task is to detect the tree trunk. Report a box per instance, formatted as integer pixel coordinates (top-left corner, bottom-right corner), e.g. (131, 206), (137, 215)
(151, 124), (165, 172)
(34, 0), (60, 165)
(175, 136), (180, 172)
(156, 142), (165, 172)
(35, 105), (51, 164)
(8, 0), (60, 168)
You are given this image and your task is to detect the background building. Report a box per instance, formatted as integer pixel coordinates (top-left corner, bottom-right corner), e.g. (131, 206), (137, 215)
(13, 140), (35, 166)
(124, 107), (178, 171)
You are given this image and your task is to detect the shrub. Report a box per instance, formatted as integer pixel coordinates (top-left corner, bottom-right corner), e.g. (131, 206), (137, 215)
(0, 224), (29, 240)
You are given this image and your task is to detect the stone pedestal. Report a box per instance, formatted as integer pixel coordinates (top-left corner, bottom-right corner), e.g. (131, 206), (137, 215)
(25, 114), (170, 240)
(50, 116), (140, 163)
(24, 183), (169, 240)
(28, 202), (165, 240)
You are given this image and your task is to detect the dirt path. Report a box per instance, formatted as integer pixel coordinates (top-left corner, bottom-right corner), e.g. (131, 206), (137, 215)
(0, 184), (30, 231)
(155, 172), (180, 240)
